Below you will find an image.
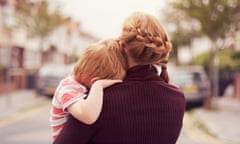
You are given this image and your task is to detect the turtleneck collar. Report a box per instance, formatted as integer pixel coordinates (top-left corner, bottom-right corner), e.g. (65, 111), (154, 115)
(124, 65), (161, 81)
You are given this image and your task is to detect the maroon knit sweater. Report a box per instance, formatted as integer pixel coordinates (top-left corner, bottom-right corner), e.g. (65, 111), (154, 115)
(54, 65), (186, 144)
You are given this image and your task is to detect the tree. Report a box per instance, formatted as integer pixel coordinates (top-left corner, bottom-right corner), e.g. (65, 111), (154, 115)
(194, 49), (240, 96)
(15, 0), (64, 64)
(163, 7), (201, 65)
(168, 0), (240, 109)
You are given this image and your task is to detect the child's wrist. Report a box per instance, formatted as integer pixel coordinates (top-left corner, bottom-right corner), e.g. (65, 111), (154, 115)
(92, 80), (103, 88)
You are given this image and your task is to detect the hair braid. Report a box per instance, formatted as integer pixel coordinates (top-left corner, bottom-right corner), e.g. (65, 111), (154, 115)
(120, 12), (173, 83)
(159, 61), (169, 83)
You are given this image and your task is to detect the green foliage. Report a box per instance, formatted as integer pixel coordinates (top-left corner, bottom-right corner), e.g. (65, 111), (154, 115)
(166, 0), (240, 65)
(15, 0), (64, 39)
(193, 52), (208, 65)
(0, 64), (3, 71)
(171, 0), (240, 40)
(193, 49), (240, 72)
(232, 51), (240, 60)
(194, 49), (240, 95)
(163, 4), (202, 64)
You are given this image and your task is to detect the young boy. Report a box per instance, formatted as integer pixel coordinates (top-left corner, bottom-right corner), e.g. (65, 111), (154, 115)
(50, 39), (127, 139)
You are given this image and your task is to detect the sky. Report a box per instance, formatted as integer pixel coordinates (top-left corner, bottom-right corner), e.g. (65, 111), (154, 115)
(52, 0), (167, 39)
(49, 0), (212, 61)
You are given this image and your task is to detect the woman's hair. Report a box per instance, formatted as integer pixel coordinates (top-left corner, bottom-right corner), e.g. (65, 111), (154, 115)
(73, 39), (127, 86)
(119, 12), (172, 83)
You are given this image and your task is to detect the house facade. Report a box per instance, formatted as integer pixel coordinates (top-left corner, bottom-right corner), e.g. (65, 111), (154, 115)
(0, 0), (98, 92)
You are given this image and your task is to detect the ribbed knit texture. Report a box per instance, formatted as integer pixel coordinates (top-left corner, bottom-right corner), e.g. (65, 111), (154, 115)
(54, 65), (186, 144)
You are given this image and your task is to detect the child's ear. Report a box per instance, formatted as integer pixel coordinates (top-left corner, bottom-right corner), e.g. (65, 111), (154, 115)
(90, 77), (100, 85)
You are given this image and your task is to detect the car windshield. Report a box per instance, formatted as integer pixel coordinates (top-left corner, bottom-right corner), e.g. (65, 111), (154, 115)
(170, 71), (194, 86)
(39, 64), (74, 78)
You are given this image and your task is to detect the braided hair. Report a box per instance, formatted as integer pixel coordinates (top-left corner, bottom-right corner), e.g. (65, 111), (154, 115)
(119, 12), (172, 83)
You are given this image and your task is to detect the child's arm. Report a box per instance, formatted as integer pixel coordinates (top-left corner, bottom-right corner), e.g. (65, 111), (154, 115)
(67, 79), (122, 125)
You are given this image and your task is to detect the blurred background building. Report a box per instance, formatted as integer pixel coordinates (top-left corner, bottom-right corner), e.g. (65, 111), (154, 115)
(0, 0), (98, 92)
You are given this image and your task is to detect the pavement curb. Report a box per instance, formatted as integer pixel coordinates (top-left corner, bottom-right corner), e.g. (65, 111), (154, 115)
(0, 103), (46, 127)
(187, 97), (240, 144)
(183, 112), (228, 144)
(0, 90), (51, 127)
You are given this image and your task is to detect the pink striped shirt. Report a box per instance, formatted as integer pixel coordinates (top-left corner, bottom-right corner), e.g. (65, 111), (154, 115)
(50, 74), (87, 139)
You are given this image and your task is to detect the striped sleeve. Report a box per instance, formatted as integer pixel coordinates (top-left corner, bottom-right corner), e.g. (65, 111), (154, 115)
(56, 77), (87, 112)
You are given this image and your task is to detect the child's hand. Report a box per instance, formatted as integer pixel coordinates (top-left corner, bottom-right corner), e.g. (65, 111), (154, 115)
(93, 79), (122, 88)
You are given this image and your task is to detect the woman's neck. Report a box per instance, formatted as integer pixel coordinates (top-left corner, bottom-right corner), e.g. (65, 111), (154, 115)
(127, 57), (138, 68)
(124, 49), (138, 68)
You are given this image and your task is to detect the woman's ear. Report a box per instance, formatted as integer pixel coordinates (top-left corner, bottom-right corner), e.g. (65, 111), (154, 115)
(90, 77), (100, 85)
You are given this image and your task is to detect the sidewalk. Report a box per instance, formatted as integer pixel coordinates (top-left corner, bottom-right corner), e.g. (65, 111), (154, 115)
(0, 90), (50, 126)
(185, 96), (240, 144)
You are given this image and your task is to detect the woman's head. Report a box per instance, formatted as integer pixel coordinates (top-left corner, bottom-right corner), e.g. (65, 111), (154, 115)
(73, 39), (127, 86)
(119, 11), (172, 82)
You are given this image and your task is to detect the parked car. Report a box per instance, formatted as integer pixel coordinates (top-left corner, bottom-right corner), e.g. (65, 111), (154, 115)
(36, 63), (74, 97)
(169, 66), (210, 110)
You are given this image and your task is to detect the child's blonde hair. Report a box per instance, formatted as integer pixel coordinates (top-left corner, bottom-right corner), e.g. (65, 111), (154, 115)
(73, 39), (127, 86)
(119, 12), (172, 83)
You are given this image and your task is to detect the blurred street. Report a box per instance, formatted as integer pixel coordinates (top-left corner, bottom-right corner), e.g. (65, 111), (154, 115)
(0, 90), (52, 144)
(180, 97), (240, 144)
(0, 90), (239, 144)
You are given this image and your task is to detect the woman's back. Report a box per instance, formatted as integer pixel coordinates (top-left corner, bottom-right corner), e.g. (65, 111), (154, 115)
(90, 65), (186, 144)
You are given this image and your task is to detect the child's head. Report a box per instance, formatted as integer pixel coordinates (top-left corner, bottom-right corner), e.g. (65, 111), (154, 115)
(119, 11), (172, 83)
(73, 39), (127, 87)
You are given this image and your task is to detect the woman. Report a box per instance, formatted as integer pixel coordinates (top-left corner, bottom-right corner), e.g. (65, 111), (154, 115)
(53, 11), (186, 144)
